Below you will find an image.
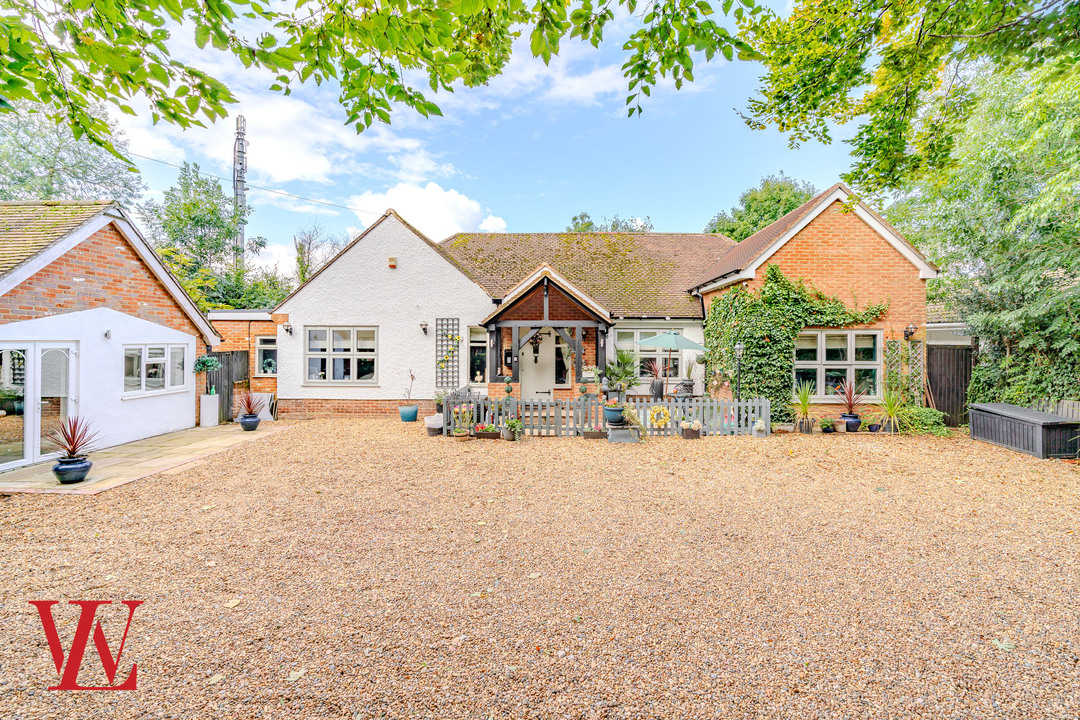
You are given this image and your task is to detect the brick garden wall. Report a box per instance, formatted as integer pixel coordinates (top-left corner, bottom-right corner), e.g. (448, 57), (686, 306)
(276, 398), (437, 418)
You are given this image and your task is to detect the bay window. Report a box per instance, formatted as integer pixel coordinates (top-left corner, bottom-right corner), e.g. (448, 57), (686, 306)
(793, 330), (882, 398)
(306, 327), (377, 384)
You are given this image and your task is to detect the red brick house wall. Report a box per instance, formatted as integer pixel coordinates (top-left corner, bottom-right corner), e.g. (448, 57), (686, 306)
(702, 201), (927, 340)
(0, 223), (208, 347)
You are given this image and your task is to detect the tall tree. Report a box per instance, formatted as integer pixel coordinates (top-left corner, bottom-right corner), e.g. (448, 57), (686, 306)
(887, 58), (1080, 404)
(0, 104), (145, 204)
(1, 0), (761, 156)
(293, 222), (347, 284)
(704, 173), (816, 240)
(137, 163), (287, 309)
(565, 212), (654, 233)
(740, 0), (1080, 194)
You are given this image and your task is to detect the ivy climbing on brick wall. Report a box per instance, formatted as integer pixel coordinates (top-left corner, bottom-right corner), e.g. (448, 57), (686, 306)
(704, 264), (889, 423)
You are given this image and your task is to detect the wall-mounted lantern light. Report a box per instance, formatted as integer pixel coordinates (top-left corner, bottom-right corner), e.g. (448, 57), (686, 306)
(420, 321), (428, 335)
(904, 323), (919, 341)
(282, 323), (293, 335)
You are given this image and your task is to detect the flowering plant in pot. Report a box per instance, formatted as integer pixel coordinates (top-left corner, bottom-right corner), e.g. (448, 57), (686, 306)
(752, 417), (768, 438)
(399, 369), (419, 422)
(819, 417), (836, 434)
(603, 398), (624, 426)
(475, 423), (501, 439)
(792, 380), (816, 434)
(235, 391), (265, 431)
(679, 418), (702, 439)
(834, 380), (865, 432)
(45, 416), (100, 484)
(451, 427), (472, 441)
(502, 416), (524, 441)
(582, 424), (607, 440)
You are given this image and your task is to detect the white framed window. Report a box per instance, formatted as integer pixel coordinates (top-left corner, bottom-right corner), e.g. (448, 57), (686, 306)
(305, 327), (377, 384)
(614, 328), (681, 379)
(468, 328), (487, 385)
(256, 336), (277, 376)
(793, 330), (882, 399)
(124, 345), (187, 396)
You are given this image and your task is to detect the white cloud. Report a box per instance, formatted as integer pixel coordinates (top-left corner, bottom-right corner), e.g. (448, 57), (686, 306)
(248, 241), (297, 277)
(349, 182), (505, 240)
(478, 215), (508, 232)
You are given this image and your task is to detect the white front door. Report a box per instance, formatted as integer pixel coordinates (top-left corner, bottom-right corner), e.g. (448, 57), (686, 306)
(519, 331), (556, 399)
(0, 342), (78, 471)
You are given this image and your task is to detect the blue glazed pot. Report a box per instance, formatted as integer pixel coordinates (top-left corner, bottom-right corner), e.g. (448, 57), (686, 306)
(239, 414), (261, 431)
(52, 457), (92, 484)
(603, 406), (624, 425)
(399, 404), (419, 422)
(841, 413), (862, 432)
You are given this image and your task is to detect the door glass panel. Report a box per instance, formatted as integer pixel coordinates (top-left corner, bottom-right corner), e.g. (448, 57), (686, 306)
(0, 349), (27, 464)
(39, 348), (69, 454)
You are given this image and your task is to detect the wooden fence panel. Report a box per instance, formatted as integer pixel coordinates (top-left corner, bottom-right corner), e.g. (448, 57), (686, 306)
(1033, 399), (1080, 421)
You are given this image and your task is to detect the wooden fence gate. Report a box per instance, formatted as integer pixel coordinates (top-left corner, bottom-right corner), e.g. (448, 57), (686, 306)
(206, 350), (249, 423)
(926, 345), (974, 426)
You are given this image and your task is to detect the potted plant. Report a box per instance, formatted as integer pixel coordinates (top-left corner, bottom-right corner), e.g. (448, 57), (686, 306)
(451, 427), (472, 442)
(582, 424), (607, 440)
(680, 419), (702, 439)
(451, 403), (474, 435)
(868, 422), (882, 432)
(434, 390), (447, 414)
(502, 416), (524, 441)
(792, 380), (816, 434)
(475, 423), (501, 439)
(604, 349), (642, 396)
(752, 417), (768, 438)
(45, 416), (100, 484)
(235, 391), (265, 431)
(193, 354), (222, 428)
(399, 369), (419, 422)
(819, 417), (836, 434)
(834, 380), (865, 432)
(877, 388), (905, 433)
(644, 358), (664, 400)
(603, 398), (624, 426)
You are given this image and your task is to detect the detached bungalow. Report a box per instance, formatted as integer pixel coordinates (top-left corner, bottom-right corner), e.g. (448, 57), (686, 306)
(213, 182), (937, 418)
(0, 201), (220, 470)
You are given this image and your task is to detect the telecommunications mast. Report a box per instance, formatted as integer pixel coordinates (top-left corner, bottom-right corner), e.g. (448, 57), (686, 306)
(232, 115), (248, 269)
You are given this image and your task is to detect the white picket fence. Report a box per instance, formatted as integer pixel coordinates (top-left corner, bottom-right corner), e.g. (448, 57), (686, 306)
(443, 395), (769, 437)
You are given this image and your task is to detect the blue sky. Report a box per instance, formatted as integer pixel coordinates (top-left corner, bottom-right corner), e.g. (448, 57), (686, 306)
(117, 13), (857, 275)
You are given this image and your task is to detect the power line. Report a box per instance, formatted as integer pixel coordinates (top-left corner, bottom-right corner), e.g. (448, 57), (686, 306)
(127, 151), (384, 217)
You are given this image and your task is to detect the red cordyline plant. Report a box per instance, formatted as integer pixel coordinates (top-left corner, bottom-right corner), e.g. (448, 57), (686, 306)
(235, 391), (266, 417)
(45, 416), (100, 459)
(644, 358), (662, 379)
(834, 380), (866, 415)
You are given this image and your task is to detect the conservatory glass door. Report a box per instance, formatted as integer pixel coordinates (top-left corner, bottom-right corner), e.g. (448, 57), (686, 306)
(0, 347), (28, 467)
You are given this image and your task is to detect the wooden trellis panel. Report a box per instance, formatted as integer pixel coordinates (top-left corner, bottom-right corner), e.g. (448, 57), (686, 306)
(907, 340), (924, 406)
(435, 318), (461, 388)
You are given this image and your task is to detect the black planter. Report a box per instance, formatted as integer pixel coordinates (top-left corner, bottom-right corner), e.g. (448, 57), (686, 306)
(796, 419), (815, 434)
(822, 426), (836, 434)
(239, 414), (261, 431)
(681, 428), (701, 440)
(650, 378), (665, 400)
(841, 413), (862, 433)
(52, 457), (92, 484)
(883, 419), (898, 433)
(435, 402), (444, 414)
(868, 423), (882, 433)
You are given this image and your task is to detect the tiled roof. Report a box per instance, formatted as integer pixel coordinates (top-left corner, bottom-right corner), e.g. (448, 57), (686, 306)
(927, 300), (963, 324)
(690, 182), (935, 289)
(0, 201), (113, 277)
(439, 231), (736, 318)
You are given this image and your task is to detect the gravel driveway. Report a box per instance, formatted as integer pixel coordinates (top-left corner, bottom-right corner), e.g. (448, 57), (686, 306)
(2, 420), (1078, 718)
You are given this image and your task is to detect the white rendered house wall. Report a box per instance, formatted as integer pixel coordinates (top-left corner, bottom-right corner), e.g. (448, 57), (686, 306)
(0, 307), (198, 448)
(276, 214), (494, 401)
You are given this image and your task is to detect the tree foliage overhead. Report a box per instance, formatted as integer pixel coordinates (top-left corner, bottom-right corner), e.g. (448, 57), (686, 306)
(739, 0), (1080, 193)
(887, 58), (1080, 404)
(137, 162), (290, 310)
(565, 211), (654, 233)
(704, 172), (815, 240)
(1, 0), (761, 156)
(0, 103), (145, 204)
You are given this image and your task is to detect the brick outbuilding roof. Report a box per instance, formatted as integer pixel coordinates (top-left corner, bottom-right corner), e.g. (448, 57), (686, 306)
(0, 200), (113, 276)
(439, 231), (735, 318)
